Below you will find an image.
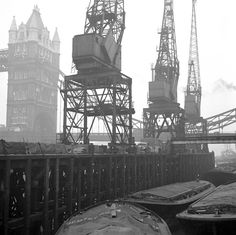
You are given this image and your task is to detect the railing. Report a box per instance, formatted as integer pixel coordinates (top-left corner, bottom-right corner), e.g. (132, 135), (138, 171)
(172, 133), (236, 144)
(0, 152), (215, 235)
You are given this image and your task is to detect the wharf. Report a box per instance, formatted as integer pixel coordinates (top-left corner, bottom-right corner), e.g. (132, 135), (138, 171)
(0, 152), (214, 234)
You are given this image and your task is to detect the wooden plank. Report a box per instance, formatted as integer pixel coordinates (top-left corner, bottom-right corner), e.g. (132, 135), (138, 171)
(152, 155), (156, 187)
(134, 155), (137, 191)
(122, 155), (126, 197)
(77, 159), (82, 211)
(89, 157), (94, 204)
(160, 155), (165, 186)
(125, 156), (130, 194)
(108, 156), (112, 199)
(54, 158), (59, 232)
(97, 160), (102, 201)
(144, 156), (148, 189)
(3, 159), (10, 235)
(25, 158), (32, 235)
(114, 158), (118, 198)
(43, 158), (49, 234)
(1, 206), (67, 229)
(68, 157), (74, 215)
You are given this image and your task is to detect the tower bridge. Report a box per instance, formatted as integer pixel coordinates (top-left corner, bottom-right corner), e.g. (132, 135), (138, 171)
(0, 6), (60, 143)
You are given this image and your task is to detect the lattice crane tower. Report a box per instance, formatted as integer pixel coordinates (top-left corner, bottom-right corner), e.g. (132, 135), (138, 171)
(184, 0), (208, 139)
(185, 0), (202, 120)
(184, 0), (208, 153)
(143, 0), (185, 142)
(62, 0), (134, 146)
(154, 0), (179, 103)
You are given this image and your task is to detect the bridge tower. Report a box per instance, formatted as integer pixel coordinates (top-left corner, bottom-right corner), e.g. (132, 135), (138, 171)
(143, 0), (185, 145)
(0, 6), (60, 143)
(61, 0), (134, 147)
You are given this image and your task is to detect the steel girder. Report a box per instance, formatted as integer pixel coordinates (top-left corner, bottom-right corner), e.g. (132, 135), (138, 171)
(185, 0), (201, 119)
(154, 0), (179, 103)
(185, 118), (207, 136)
(184, 119), (209, 153)
(185, 108), (236, 134)
(206, 108), (236, 133)
(84, 0), (125, 45)
(143, 105), (185, 139)
(61, 71), (134, 146)
(143, 0), (182, 143)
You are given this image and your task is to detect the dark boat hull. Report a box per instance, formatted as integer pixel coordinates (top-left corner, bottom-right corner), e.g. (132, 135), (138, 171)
(201, 168), (236, 186)
(125, 180), (215, 231)
(177, 182), (236, 235)
(56, 201), (172, 235)
(178, 216), (236, 235)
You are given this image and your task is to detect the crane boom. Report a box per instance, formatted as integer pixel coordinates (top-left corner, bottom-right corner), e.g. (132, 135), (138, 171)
(72, 0), (125, 70)
(85, 0), (125, 45)
(185, 0), (201, 120)
(149, 0), (179, 103)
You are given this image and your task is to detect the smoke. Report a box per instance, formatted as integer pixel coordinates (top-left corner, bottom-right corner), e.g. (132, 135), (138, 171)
(213, 78), (236, 92)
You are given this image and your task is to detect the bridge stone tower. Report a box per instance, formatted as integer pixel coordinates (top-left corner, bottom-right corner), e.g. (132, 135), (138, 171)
(5, 6), (60, 143)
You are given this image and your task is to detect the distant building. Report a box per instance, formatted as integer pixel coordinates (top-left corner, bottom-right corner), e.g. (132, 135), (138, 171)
(6, 5), (60, 143)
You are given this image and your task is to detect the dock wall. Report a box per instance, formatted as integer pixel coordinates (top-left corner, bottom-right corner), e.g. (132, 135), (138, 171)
(0, 152), (215, 234)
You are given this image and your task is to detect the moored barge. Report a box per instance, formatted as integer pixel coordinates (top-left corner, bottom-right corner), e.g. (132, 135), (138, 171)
(124, 180), (215, 228)
(56, 201), (172, 235)
(177, 181), (236, 235)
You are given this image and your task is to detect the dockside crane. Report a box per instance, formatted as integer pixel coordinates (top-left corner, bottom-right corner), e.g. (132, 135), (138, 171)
(61, 0), (134, 147)
(154, 0), (179, 103)
(184, 0), (208, 139)
(143, 0), (185, 145)
(184, 0), (209, 152)
(185, 0), (202, 121)
(73, 0), (125, 72)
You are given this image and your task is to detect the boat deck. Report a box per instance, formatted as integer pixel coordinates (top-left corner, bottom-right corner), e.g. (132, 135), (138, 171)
(177, 182), (236, 222)
(127, 180), (214, 205)
(56, 201), (172, 235)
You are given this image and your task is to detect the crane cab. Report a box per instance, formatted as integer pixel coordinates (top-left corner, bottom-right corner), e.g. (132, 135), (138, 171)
(72, 33), (121, 72)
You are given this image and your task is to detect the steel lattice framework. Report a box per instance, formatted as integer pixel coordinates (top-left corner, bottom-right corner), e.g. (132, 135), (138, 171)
(143, 0), (185, 141)
(184, 108), (236, 135)
(185, 0), (201, 119)
(206, 108), (236, 132)
(143, 105), (185, 139)
(62, 71), (134, 145)
(62, 0), (134, 146)
(155, 0), (179, 102)
(184, 0), (206, 148)
(85, 0), (125, 45)
(185, 118), (207, 136)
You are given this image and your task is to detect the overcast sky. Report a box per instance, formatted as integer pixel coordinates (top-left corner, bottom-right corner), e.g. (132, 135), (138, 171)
(0, 0), (236, 154)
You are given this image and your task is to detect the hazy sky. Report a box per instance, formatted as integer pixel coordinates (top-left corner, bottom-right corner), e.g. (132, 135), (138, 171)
(0, 0), (236, 154)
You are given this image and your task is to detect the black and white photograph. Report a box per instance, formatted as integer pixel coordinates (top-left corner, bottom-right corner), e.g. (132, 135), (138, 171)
(1, 0), (236, 234)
